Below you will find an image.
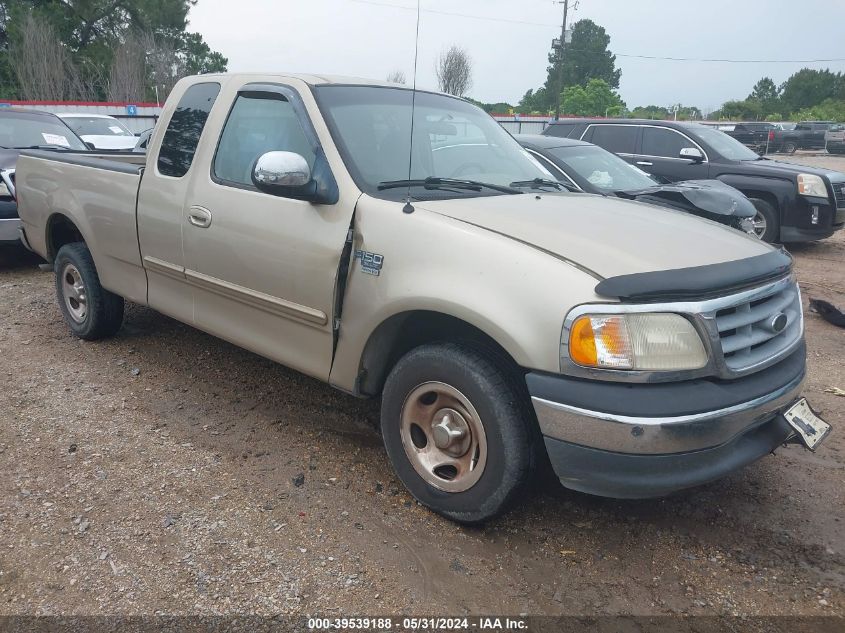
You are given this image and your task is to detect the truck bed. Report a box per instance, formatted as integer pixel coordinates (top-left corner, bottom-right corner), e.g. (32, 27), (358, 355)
(16, 150), (148, 304)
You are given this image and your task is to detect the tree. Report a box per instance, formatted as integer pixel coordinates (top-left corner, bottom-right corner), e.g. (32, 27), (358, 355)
(386, 69), (406, 84)
(562, 78), (625, 117)
(629, 105), (670, 120)
(435, 45), (472, 97)
(747, 77), (781, 117)
(561, 19), (621, 90)
(9, 13), (71, 100)
(526, 18), (621, 113)
(0, 0), (226, 100)
(108, 32), (145, 102)
(780, 68), (841, 113)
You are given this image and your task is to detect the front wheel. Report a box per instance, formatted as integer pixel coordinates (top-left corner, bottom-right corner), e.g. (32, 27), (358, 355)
(748, 198), (779, 243)
(380, 343), (538, 524)
(54, 242), (124, 340)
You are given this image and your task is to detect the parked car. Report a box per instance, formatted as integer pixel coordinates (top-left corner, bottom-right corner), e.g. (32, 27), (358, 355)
(517, 134), (758, 237)
(57, 113), (138, 151)
(133, 128), (154, 153)
(16, 73), (830, 522)
(825, 124), (845, 154)
(0, 109), (88, 249)
(544, 118), (845, 242)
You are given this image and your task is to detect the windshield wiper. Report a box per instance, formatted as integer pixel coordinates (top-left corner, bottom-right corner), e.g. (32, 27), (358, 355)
(510, 178), (563, 191)
(378, 177), (521, 194)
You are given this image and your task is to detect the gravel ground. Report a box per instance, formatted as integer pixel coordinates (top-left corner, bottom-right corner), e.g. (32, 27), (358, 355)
(1, 156), (844, 618)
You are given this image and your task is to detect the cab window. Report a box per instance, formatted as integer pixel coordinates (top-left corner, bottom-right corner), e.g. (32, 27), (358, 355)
(213, 92), (316, 188)
(157, 82), (221, 178)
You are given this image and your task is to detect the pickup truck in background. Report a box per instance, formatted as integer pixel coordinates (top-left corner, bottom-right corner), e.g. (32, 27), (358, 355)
(15, 73), (831, 522)
(718, 122), (775, 153)
(768, 121), (836, 154)
(825, 124), (845, 154)
(544, 118), (845, 242)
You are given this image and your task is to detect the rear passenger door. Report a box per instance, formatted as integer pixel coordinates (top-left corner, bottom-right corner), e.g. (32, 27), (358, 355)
(636, 126), (710, 183)
(581, 124), (640, 165)
(138, 81), (222, 325)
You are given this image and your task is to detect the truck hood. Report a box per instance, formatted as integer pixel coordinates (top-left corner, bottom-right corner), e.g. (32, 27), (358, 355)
(418, 192), (773, 280)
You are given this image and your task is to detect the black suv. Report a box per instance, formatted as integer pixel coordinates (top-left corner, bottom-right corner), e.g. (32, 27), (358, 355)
(543, 119), (845, 242)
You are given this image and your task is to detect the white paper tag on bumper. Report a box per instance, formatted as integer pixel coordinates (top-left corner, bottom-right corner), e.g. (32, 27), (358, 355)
(783, 399), (831, 451)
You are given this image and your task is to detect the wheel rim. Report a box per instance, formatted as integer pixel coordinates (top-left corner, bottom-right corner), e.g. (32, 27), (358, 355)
(61, 263), (88, 323)
(752, 211), (767, 238)
(399, 382), (488, 493)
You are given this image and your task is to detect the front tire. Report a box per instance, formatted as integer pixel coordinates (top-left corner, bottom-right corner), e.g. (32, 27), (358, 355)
(748, 198), (779, 243)
(54, 242), (124, 340)
(381, 342), (538, 524)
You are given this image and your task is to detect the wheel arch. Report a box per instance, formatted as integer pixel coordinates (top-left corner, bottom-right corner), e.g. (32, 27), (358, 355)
(45, 212), (87, 261)
(356, 310), (526, 397)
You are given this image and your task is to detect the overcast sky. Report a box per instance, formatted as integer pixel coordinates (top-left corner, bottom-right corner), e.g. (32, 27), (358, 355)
(189, 0), (845, 112)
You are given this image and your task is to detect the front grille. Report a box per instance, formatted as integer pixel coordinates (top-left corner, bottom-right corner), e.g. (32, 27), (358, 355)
(833, 182), (845, 209)
(713, 282), (802, 372)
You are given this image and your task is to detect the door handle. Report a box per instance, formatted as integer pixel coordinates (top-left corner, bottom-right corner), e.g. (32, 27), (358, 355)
(188, 206), (212, 229)
(636, 161), (653, 166)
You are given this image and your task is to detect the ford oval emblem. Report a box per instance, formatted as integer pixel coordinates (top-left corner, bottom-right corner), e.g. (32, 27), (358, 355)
(770, 313), (788, 333)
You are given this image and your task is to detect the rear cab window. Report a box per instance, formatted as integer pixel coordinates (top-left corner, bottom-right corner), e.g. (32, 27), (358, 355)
(545, 122), (580, 139)
(157, 82), (221, 178)
(584, 125), (639, 155)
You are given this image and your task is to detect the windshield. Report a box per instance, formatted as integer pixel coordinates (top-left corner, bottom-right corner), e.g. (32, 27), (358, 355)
(0, 113), (87, 150)
(547, 144), (657, 192)
(63, 117), (132, 137)
(691, 125), (760, 161)
(314, 85), (552, 198)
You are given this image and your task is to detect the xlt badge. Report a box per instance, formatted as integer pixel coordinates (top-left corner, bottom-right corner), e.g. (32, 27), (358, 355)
(354, 250), (384, 276)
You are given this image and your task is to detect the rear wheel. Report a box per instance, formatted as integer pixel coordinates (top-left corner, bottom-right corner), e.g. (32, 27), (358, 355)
(748, 198), (779, 243)
(782, 141), (797, 154)
(54, 242), (124, 340)
(380, 342), (538, 524)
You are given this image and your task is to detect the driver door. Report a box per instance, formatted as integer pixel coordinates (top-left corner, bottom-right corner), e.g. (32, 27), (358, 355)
(181, 82), (353, 381)
(636, 126), (710, 183)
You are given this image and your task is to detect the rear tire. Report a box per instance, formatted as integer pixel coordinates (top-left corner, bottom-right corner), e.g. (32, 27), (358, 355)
(783, 141), (797, 154)
(54, 242), (124, 340)
(380, 342), (538, 524)
(748, 198), (779, 243)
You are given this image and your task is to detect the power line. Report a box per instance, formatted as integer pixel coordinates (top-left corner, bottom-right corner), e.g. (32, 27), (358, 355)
(348, 0), (845, 64)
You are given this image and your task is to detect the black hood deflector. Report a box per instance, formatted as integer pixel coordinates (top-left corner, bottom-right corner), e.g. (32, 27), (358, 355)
(595, 249), (793, 302)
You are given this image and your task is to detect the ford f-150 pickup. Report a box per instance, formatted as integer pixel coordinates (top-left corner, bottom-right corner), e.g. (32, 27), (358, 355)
(15, 73), (831, 523)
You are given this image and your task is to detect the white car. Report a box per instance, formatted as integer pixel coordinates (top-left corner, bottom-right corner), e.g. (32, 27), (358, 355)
(57, 114), (137, 151)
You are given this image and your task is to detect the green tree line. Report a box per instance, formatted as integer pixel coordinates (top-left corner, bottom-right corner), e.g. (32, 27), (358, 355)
(0, 0), (227, 102)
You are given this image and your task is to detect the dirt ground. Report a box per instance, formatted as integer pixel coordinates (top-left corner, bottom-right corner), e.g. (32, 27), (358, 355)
(1, 156), (844, 619)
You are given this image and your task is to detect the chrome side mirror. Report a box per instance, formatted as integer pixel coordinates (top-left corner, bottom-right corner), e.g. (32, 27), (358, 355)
(253, 151), (311, 189)
(679, 147), (704, 163)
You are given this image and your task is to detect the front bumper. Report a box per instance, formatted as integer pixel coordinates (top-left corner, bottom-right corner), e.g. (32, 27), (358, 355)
(0, 217), (21, 245)
(781, 193), (844, 242)
(528, 345), (805, 498)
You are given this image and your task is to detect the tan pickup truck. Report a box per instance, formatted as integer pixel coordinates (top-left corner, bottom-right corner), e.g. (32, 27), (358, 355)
(15, 74), (831, 523)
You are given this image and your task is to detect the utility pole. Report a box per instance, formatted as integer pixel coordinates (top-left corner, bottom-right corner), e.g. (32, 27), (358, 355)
(553, 0), (570, 121)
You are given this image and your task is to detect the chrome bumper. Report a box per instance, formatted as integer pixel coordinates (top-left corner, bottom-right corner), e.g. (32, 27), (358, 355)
(0, 217), (21, 243)
(532, 370), (805, 455)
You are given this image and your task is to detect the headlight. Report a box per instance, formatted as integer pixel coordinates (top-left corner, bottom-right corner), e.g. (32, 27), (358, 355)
(566, 313), (708, 371)
(797, 174), (828, 198)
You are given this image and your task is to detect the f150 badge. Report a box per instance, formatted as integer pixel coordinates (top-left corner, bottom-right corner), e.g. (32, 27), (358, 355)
(354, 250), (384, 276)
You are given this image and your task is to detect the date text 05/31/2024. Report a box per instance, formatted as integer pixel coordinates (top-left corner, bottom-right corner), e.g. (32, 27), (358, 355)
(307, 617), (528, 630)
